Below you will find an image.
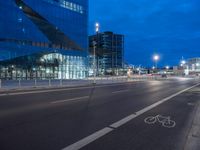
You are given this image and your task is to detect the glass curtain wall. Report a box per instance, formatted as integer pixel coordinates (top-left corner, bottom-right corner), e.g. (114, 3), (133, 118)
(0, 0), (88, 80)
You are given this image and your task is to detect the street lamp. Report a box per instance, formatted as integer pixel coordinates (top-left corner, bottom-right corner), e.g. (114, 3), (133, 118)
(166, 66), (169, 70)
(181, 60), (186, 65)
(93, 41), (97, 84)
(153, 54), (159, 69)
(180, 60), (186, 67)
(93, 22), (100, 84)
(95, 22), (99, 33)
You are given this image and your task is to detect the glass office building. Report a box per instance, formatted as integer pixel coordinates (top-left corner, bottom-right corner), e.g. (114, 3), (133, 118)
(0, 0), (88, 80)
(89, 31), (124, 75)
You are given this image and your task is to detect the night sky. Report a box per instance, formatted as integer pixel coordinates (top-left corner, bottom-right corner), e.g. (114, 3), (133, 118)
(89, 0), (200, 67)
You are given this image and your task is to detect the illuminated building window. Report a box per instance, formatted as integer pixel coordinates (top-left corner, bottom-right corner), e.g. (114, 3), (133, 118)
(44, 0), (84, 14)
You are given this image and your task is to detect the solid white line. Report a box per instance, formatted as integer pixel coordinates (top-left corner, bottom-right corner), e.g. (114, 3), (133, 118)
(51, 96), (90, 104)
(110, 82), (200, 128)
(110, 114), (137, 128)
(0, 83), (131, 97)
(62, 127), (113, 150)
(112, 89), (129, 94)
(61, 82), (200, 150)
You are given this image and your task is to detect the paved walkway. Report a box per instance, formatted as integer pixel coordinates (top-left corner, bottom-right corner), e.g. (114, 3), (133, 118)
(184, 87), (200, 150)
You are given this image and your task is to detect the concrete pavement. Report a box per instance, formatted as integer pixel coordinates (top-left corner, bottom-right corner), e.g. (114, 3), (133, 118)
(184, 87), (200, 150)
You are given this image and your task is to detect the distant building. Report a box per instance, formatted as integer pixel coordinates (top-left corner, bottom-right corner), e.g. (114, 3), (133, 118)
(185, 57), (200, 75)
(89, 31), (124, 75)
(174, 57), (200, 75)
(173, 66), (184, 75)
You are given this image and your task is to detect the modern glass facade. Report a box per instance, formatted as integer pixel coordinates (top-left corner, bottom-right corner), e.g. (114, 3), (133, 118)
(89, 31), (124, 75)
(0, 0), (88, 79)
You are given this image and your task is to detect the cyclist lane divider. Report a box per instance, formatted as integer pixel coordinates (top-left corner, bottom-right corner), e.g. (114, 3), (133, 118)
(61, 82), (200, 150)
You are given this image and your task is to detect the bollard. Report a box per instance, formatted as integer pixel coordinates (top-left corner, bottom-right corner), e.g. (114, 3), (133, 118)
(18, 79), (21, 87)
(60, 79), (63, 86)
(34, 79), (37, 87)
(0, 79), (1, 88)
(49, 79), (51, 87)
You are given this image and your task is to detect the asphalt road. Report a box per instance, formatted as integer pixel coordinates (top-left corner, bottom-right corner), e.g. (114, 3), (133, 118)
(0, 77), (199, 150)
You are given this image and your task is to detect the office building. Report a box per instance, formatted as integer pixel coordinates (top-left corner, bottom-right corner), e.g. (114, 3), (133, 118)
(0, 0), (88, 80)
(185, 57), (200, 75)
(89, 31), (124, 75)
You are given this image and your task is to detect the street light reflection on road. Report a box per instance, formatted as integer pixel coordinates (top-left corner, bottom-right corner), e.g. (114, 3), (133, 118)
(147, 80), (162, 86)
(174, 77), (193, 81)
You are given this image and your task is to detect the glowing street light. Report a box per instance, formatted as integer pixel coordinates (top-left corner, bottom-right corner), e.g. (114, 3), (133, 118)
(180, 60), (186, 67)
(153, 54), (159, 69)
(166, 66), (169, 70)
(154, 55), (159, 61)
(95, 22), (99, 33)
(181, 60), (186, 65)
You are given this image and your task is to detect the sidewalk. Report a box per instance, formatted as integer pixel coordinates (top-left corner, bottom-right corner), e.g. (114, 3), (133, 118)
(184, 87), (200, 150)
(0, 77), (129, 93)
(0, 76), (154, 92)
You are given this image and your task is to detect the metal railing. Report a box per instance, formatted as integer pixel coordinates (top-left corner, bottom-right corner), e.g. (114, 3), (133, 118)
(0, 75), (193, 90)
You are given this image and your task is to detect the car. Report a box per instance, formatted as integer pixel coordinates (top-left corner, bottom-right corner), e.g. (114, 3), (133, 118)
(161, 74), (167, 78)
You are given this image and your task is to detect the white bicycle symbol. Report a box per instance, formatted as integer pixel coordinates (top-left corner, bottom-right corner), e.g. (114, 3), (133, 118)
(144, 115), (176, 128)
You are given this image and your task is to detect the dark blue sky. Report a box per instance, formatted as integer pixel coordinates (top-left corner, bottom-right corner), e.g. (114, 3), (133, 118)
(89, 0), (200, 67)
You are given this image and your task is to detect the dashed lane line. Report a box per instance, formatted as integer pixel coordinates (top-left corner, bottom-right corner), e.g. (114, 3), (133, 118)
(51, 96), (90, 104)
(112, 89), (129, 94)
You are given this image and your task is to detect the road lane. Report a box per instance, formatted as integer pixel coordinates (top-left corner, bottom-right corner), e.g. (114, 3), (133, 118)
(0, 79), (197, 113)
(62, 83), (200, 150)
(0, 78), (199, 150)
(81, 86), (200, 150)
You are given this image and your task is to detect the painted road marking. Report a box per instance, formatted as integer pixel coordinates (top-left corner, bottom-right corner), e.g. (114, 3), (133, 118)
(144, 115), (176, 128)
(61, 82), (200, 150)
(112, 89), (129, 94)
(51, 96), (90, 104)
(62, 127), (113, 150)
(110, 114), (137, 128)
(0, 83), (133, 97)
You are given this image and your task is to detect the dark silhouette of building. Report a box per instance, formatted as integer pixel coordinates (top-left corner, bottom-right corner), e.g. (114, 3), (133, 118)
(89, 31), (124, 75)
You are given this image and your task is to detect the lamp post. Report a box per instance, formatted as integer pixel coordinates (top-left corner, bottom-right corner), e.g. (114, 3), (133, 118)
(95, 22), (99, 33)
(93, 41), (97, 84)
(181, 60), (186, 66)
(93, 22), (99, 84)
(153, 54), (159, 70)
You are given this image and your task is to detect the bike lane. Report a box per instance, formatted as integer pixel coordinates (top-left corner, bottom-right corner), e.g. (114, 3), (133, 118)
(80, 86), (200, 150)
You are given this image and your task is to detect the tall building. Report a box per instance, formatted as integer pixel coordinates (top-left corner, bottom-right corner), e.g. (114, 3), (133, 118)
(0, 0), (88, 80)
(89, 31), (124, 75)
